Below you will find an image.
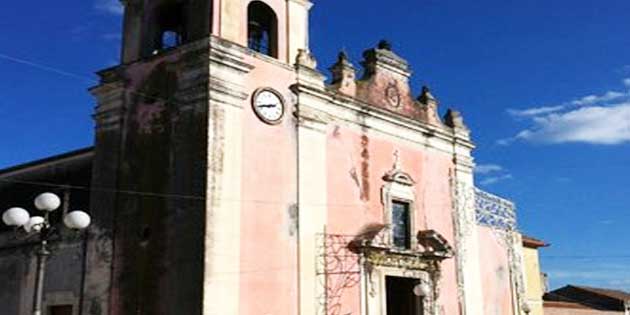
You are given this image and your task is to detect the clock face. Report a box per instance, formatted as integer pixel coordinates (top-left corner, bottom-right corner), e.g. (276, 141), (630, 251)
(252, 88), (285, 124)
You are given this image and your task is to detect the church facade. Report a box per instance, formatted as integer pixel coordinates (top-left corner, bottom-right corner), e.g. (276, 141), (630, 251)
(0, 1), (531, 315)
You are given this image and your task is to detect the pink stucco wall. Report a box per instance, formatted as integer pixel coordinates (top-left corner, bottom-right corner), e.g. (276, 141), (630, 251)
(477, 226), (515, 315)
(326, 125), (460, 315)
(238, 55), (298, 315)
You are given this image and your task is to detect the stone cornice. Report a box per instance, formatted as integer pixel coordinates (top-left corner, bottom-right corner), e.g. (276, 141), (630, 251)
(287, 0), (313, 10)
(292, 82), (475, 155)
(208, 35), (294, 71)
(209, 37), (255, 74)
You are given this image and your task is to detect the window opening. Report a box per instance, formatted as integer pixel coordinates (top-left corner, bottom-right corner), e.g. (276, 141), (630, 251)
(161, 30), (182, 49)
(386, 276), (423, 315)
(49, 305), (73, 315)
(247, 1), (277, 57)
(152, 2), (187, 53)
(392, 200), (411, 249)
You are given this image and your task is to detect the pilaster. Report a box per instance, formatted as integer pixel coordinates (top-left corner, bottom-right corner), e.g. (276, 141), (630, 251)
(448, 111), (483, 315)
(204, 36), (252, 315)
(286, 0), (313, 64)
(293, 55), (329, 315)
(81, 71), (127, 315)
(219, 0), (242, 44)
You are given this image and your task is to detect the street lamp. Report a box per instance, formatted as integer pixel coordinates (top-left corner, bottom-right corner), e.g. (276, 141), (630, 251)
(2, 192), (91, 315)
(413, 281), (432, 298)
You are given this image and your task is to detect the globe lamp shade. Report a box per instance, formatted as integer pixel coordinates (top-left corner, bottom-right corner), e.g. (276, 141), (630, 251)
(2, 207), (30, 226)
(34, 192), (61, 212)
(413, 282), (431, 297)
(24, 216), (45, 233)
(64, 211), (91, 230)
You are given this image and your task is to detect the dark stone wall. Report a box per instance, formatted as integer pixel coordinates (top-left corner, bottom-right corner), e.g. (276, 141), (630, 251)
(90, 43), (209, 315)
(0, 256), (24, 315)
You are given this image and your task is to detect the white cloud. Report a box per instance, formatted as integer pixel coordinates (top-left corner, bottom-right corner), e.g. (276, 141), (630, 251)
(475, 164), (512, 185)
(94, 0), (124, 15)
(507, 105), (566, 117)
(514, 103), (630, 145)
(479, 174), (513, 185)
(571, 91), (625, 106)
(502, 79), (630, 146)
(496, 137), (514, 146)
(475, 164), (503, 175)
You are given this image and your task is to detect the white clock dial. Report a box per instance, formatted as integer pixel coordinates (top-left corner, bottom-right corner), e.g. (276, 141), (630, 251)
(252, 88), (285, 124)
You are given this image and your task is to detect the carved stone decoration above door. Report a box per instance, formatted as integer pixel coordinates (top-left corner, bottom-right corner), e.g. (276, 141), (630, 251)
(349, 224), (454, 315)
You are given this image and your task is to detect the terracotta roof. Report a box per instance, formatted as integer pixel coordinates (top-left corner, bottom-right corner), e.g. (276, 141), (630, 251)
(0, 147), (93, 177)
(573, 285), (630, 302)
(522, 234), (549, 248)
(544, 300), (593, 309)
(545, 285), (630, 311)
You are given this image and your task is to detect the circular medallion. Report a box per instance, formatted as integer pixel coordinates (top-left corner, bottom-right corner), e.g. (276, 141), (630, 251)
(385, 83), (401, 108)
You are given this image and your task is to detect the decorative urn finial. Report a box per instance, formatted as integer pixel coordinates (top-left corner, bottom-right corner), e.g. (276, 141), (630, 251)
(418, 85), (437, 104)
(329, 49), (357, 94)
(378, 40), (392, 51)
(338, 50), (349, 62)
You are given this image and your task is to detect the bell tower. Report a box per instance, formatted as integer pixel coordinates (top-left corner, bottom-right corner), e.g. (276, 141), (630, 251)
(212, 0), (311, 64)
(120, 0), (212, 62)
(84, 0), (315, 314)
(119, 0), (312, 64)
(85, 1), (215, 314)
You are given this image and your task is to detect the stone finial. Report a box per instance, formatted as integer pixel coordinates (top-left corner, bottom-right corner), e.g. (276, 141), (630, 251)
(360, 40), (410, 80)
(295, 49), (317, 69)
(329, 50), (356, 95)
(418, 85), (442, 125)
(378, 40), (392, 51)
(338, 50), (349, 61)
(418, 86), (438, 105)
(444, 109), (468, 130)
(334, 50), (353, 68)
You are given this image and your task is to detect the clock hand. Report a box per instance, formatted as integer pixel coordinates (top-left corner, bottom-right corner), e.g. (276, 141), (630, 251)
(258, 104), (277, 108)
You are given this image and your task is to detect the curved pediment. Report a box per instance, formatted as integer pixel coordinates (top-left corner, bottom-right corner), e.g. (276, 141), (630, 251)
(382, 169), (415, 186)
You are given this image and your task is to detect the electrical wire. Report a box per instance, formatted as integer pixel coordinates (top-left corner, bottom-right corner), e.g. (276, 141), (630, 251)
(3, 51), (630, 272)
(0, 177), (374, 208)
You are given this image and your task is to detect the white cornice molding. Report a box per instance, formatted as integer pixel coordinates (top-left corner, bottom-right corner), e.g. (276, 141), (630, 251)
(292, 83), (475, 156)
(209, 37), (255, 75)
(209, 35), (294, 71)
(287, 0), (313, 10)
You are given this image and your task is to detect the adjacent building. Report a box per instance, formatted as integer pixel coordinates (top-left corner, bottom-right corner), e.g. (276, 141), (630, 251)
(521, 235), (550, 315)
(544, 285), (630, 315)
(0, 1), (534, 314)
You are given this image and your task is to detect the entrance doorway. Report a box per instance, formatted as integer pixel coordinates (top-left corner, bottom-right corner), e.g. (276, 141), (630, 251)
(386, 276), (424, 315)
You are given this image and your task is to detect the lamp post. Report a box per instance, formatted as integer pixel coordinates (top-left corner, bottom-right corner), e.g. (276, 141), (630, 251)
(2, 192), (91, 315)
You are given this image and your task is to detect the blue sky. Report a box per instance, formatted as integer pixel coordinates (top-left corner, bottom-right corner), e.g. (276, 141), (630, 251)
(1, 0), (629, 291)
